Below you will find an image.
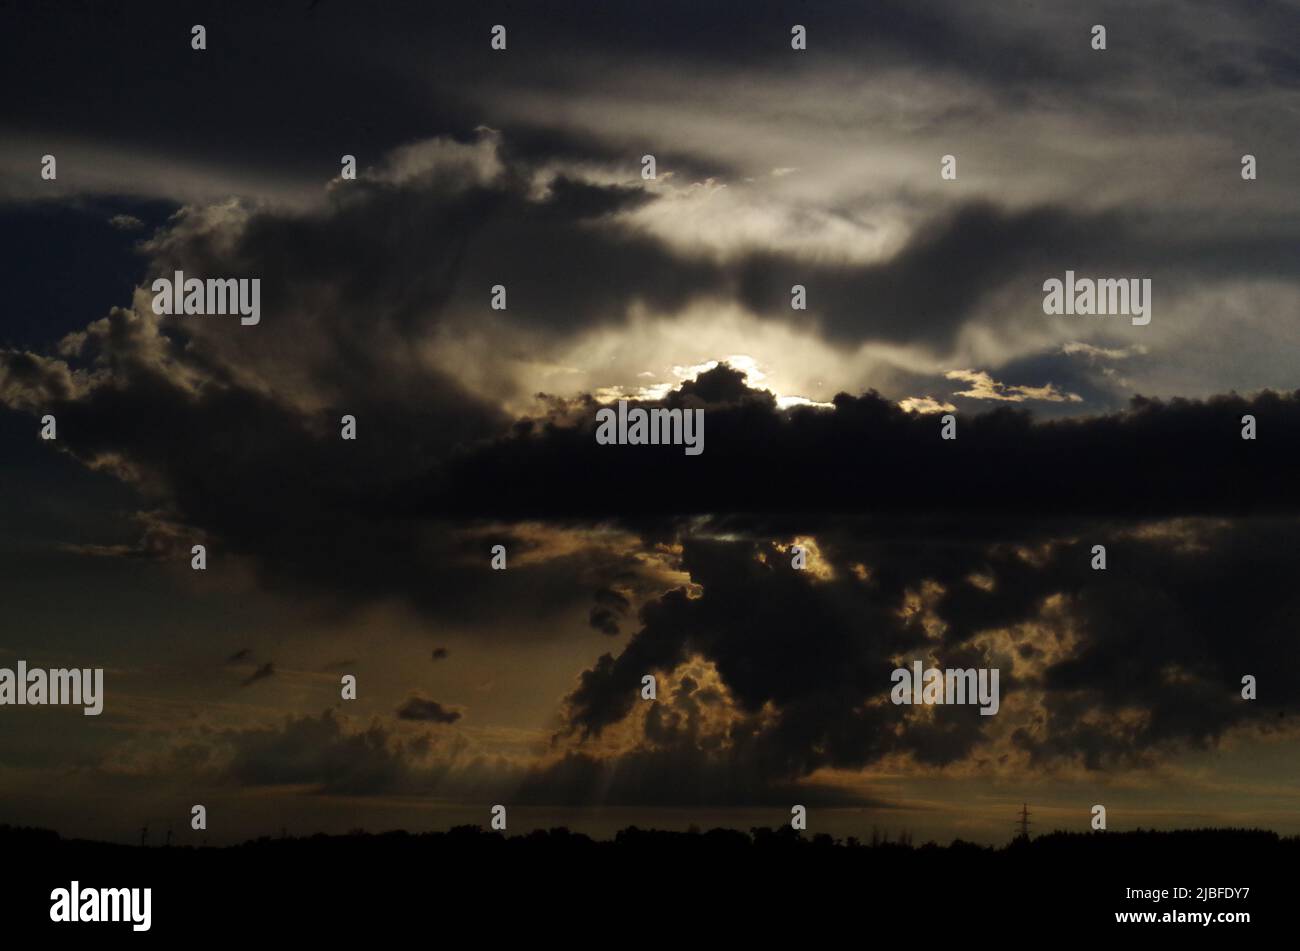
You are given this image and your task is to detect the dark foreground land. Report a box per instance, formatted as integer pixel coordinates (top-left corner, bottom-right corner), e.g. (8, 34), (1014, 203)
(1, 824), (1290, 940)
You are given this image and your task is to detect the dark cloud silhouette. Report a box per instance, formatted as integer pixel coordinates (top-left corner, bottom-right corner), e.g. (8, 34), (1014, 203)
(396, 696), (462, 724)
(8, 0), (1295, 179)
(3, 0), (1299, 840)
(738, 203), (1126, 346)
(588, 586), (631, 636)
(355, 368), (1300, 784)
(6, 304), (1298, 793)
(735, 204), (1298, 347)
(0, 287), (640, 631)
(588, 607), (621, 637)
(561, 517), (1298, 780)
(420, 364), (1300, 523)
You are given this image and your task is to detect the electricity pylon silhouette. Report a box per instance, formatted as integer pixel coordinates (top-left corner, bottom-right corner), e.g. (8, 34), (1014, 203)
(1015, 803), (1032, 841)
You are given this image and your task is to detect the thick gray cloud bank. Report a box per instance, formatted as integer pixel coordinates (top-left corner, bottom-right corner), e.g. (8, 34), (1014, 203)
(1, 0), (1297, 808)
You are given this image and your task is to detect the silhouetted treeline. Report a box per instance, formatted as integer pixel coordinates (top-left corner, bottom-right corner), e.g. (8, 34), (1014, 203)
(4, 823), (1286, 939)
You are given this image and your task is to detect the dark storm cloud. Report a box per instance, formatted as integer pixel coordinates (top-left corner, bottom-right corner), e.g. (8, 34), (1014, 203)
(12, 137), (1245, 634)
(5, 116), (1293, 410)
(133, 148), (714, 350)
(739, 204), (1300, 348)
(431, 178), (719, 339)
(378, 365), (1300, 780)
(3, 0), (1297, 828)
(588, 586), (632, 636)
(396, 696), (463, 724)
(0, 1), (1043, 171)
(588, 607), (621, 637)
(561, 518), (1299, 779)
(0, 305), (495, 616)
(517, 668), (893, 807)
(420, 364), (1300, 523)
(10, 0), (1293, 174)
(737, 203), (1123, 346)
(0, 156), (675, 627)
(194, 168), (1279, 355)
(1, 3), (481, 182)
(12, 346), (1291, 800)
(564, 534), (997, 770)
(1021, 519), (1300, 765)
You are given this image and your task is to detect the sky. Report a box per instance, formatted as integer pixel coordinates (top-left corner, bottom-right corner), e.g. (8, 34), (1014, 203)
(1, 0), (1298, 846)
